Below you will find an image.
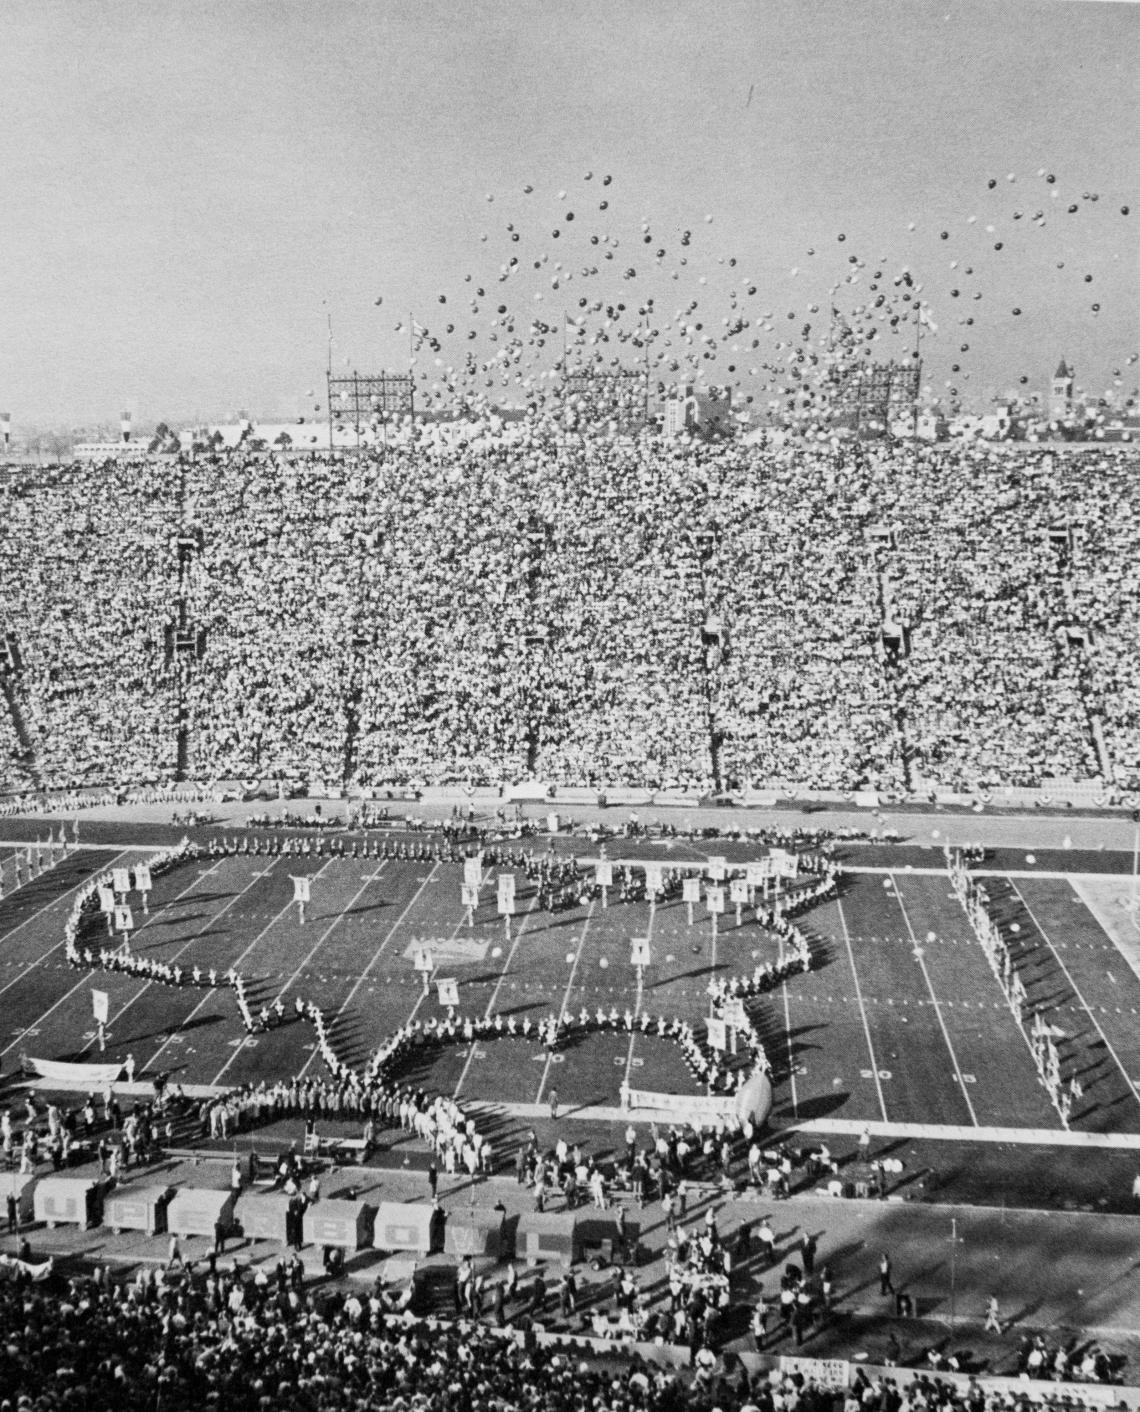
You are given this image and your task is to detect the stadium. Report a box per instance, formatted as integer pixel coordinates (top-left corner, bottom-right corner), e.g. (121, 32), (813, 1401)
(2, 4), (1140, 1411)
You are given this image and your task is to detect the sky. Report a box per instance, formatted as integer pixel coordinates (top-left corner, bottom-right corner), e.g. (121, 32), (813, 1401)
(0, 0), (1136, 426)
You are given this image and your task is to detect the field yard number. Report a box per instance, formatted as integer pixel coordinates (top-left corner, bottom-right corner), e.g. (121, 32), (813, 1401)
(861, 1068), (892, 1080)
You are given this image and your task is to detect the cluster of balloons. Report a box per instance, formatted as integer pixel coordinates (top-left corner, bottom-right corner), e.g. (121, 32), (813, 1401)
(356, 164), (1133, 433)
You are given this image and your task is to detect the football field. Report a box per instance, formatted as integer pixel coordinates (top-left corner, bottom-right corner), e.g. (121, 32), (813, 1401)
(4, 826), (1140, 1143)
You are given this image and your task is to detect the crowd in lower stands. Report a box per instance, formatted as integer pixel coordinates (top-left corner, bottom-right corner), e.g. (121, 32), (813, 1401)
(2, 439), (1138, 798)
(0, 1258), (1126, 1412)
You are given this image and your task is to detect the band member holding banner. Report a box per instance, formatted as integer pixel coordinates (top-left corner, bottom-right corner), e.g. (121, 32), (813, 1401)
(133, 863), (153, 915)
(113, 903), (134, 950)
(92, 989), (109, 1052)
(497, 872), (516, 937)
(291, 874), (312, 924)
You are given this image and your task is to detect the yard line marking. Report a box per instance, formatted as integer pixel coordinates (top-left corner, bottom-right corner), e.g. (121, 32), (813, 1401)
(0, 850), (135, 996)
(836, 896), (887, 1122)
(293, 860), (449, 1080)
(1009, 879), (1140, 1114)
(0, 852), (221, 1059)
(536, 899), (596, 1107)
(0, 851), (130, 951)
(81, 854), (270, 1058)
(890, 872), (978, 1126)
(302, 861), (448, 1077)
(207, 858), (345, 1087)
(392, 863), (486, 1040)
(142, 856), (316, 1073)
(453, 891), (540, 1101)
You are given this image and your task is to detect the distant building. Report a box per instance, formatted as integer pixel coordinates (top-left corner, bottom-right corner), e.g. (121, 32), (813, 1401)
(1049, 358), (1074, 422)
(662, 384), (733, 438)
(72, 440), (151, 461)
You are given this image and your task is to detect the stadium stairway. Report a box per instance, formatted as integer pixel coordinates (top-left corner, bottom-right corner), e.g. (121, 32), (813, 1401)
(0, 671), (42, 790)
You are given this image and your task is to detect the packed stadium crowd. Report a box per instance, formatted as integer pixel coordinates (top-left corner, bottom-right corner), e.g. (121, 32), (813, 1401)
(0, 1259), (1126, 1412)
(1, 437), (1137, 799)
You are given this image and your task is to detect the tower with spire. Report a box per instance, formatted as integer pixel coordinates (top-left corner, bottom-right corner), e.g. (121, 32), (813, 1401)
(1050, 358), (1074, 423)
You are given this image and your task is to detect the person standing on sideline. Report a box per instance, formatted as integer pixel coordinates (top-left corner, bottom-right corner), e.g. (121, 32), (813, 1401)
(985, 1294), (1002, 1333)
(858, 1126), (871, 1162)
(879, 1252), (894, 1296)
(549, 1089), (559, 1121)
(757, 1217), (776, 1265)
(428, 1160), (438, 1199)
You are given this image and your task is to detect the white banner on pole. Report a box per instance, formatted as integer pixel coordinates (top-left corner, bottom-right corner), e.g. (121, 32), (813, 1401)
(706, 885), (725, 914)
(729, 878), (748, 905)
(291, 876), (312, 903)
(706, 856), (727, 881)
(436, 977), (459, 1007)
(706, 1017), (727, 1051)
(496, 874), (516, 916)
(91, 990), (109, 1024)
(771, 848), (798, 879)
(594, 861), (613, 888)
(723, 998), (747, 1029)
(112, 867), (131, 895)
(412, 945), (434, 974)
(460, 883), (479, 909)
(113, 905), (134, 933)
(98, 885), (116, 915)
(133, 864), (152, 893)
(463, 856), (483, 890)
(746, 861), (771, 885)
(681, 877), (701, 904)
(630, 937), (652, 968)
(643, 863), (663, 894)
